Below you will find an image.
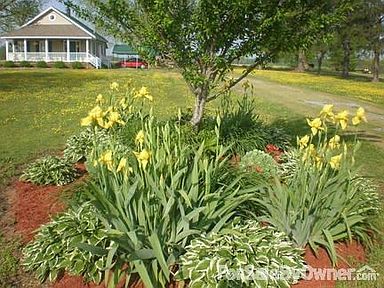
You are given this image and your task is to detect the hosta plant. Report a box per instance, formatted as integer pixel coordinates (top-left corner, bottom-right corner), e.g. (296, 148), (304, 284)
(258, 105), (380, 264)
(64, 128), (110, 163)
(20, 156), (78, 186)
(178, 220), (305, 288)
(23, 203), (109, 283)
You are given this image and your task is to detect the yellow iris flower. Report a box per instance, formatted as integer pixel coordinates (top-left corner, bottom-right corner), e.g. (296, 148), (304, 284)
(81, 106), (105, 127)
(99, 150), (114, 171)
(116, 158), (127, 173)
(134, 149), (151, 169)
(135, 130), (145, 146)
(96, 94), (104, 104)
(306, 118), (324, 135)
(135, 86), (153, 101)
(119, 98), (128, 110)
(329, 154), (343, 170)
(319, 104), (334, 120)
(297, 135), (310, 149)
(335, 110), (349, 130)
(328, 135), (341, 150)
(102, 111), (125, 129)
(352, 107), (367, 125)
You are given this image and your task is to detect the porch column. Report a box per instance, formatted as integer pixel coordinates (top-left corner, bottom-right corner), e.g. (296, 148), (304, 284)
(86, 39), (89, 61)
(66, 39), (70, 62)
(45, 39), (49, 61)
(24, 39), (27, 61)
(5, 40), (9, 61)
(12, 40), (15, 55)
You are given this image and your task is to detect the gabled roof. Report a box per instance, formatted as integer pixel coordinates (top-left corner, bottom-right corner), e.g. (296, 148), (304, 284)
(1, 7), (108, 42)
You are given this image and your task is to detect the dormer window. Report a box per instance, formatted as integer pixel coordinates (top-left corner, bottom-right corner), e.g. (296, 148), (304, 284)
(49, 14), (56, 21)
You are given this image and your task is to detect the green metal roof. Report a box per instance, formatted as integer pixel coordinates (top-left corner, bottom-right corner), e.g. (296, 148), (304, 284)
(112, 44), (138, 55)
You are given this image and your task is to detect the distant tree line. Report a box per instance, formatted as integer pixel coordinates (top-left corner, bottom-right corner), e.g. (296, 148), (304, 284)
(285, 0), (383, 82)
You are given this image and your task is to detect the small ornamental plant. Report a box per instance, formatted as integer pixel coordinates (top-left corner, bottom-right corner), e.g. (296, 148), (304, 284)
(178, 220), (305, 288)
(20, 156), (78, 186)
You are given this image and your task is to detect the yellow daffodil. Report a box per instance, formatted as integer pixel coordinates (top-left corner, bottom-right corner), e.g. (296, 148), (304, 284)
(116, 158), (127, 173)
(335, 110), (349, 130)
(319, 104), (334, 120)
(134, 149), (151, 169)
(328, 135), (341, 150)
(135, 130), (145, 146)
(352, 107), (367, 125)
(307, 118), (324, 135)
(99, 150), (114, 171)
(329, 154), (343, 170)
(81, 106), (105, 127)
(96, 94), (104, 104)
(110, 82), (119, 91)
(297, 135), (310, 149)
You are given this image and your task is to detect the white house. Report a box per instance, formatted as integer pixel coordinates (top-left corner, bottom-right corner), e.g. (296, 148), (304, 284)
(1, 7), (108, 68)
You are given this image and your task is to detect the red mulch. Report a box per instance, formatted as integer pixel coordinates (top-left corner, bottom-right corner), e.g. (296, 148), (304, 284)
(293, 241), (366, 288)
(5, 161), (368, 288)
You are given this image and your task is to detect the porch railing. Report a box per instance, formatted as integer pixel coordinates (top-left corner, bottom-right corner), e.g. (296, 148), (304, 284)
(8, 52), (90, 63)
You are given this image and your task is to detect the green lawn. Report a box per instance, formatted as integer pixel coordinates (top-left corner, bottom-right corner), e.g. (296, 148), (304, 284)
(0, 68), (383, 287)
(243, 69), (384, 106)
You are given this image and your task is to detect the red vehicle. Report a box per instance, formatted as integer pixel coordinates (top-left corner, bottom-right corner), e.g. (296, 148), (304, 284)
(118, 58), (148, 69)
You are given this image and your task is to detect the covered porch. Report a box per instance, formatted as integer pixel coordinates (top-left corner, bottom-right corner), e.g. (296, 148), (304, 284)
(5, 38), (106, 63)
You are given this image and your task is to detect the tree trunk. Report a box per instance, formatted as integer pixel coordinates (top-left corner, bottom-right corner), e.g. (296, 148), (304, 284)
(372, 48), (380, 82)
(342, 38), (351, 78)
(317, 51), (326, 75)
(190, 89), (208, 127)
(295, 49), (309, 72)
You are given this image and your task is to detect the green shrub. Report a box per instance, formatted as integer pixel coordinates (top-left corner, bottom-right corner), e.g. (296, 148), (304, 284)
(36, 61), (48, 68)
(3, 61), (16, 68)
(64, 128), (110, 163)
(178, 220), (305, 288)
(239, 149), (278, 181)
(71, 61), (83, 69)
(23, 203), (109, 283)
(19, 60), (32, 67)
(53, 61), (66, 68)
(20, 156), (78, 186)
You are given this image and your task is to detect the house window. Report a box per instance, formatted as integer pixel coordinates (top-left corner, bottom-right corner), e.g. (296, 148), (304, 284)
(49, 14), (56, 21)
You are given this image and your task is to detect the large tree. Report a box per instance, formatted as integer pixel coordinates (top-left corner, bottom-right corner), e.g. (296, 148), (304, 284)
(64, 0), (352, 126)
(0, 0), (43, 33)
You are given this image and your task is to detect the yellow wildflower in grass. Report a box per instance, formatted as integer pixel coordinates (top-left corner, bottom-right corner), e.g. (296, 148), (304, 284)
(135, 130), (145, 146)
(306, 118), (324, 135)
(110, 82), (119, 91)
(297, 135), (310, 149)
(319, 104), (334, 120)
(335, 110), (349, 130)
(134, 149), (151, 169)
(96, 94), (104, 104)
(99, 150), (114, 171)
(352, 107), (367, 125)
(135, 86), (153, 101)
(329, 154), (343, 170)
(116, 158), (127, 173)
(81, 106), (105, 127)
(328, 135), (341, 150)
